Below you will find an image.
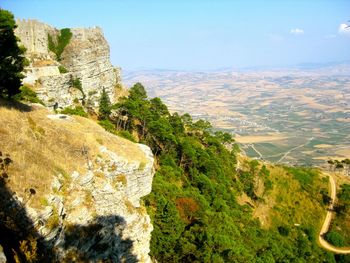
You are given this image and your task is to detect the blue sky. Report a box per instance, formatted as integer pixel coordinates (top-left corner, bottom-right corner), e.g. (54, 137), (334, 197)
(2, 0), (350, 70)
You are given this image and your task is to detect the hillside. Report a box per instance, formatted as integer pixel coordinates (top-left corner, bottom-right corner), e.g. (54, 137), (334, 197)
(103, 83), (349, 262)
(0, 100), (154, 262)
(1, 11), (350, 263)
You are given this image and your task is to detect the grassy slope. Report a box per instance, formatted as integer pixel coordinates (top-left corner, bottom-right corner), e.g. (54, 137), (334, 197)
(0, 100), (145, 209)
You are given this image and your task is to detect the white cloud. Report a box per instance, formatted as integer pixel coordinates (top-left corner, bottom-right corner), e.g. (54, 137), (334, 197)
(290, 28), (304, 36)
(338, 23), (350, 36)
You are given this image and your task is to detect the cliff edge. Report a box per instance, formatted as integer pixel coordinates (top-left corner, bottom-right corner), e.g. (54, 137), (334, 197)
(0, 103), (154, 262)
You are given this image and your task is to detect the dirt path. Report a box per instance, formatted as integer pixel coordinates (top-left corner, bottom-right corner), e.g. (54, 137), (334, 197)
(318, 173), (350, 254)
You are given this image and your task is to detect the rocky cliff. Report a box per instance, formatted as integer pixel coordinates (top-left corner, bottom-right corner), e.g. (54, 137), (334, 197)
(15, 19), (121, 108)
(0, 104), (154, 262)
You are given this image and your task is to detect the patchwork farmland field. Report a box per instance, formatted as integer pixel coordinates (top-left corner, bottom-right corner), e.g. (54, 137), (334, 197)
(124, 65), (350, 167)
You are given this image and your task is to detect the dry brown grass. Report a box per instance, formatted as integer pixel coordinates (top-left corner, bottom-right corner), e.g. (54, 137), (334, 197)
(32, 60), (56, 67)
(0, 102), (146, 209)
(235, 134), (288, 144)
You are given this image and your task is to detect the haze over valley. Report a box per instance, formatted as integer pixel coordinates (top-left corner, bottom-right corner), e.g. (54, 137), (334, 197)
(125, 63), (350, 166)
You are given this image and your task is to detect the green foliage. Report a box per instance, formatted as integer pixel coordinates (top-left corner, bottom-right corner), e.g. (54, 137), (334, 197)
(71, 77), (82, 92)
(338, 184), (350, 202)
(0, 9), (27, 98)
(48, 28), (72, 61)
(98, 88), (111, 120)
(70, 77), (85, 102)
(329, 183), (350, 246)
(117, 130), (135, 142)
(325, 231), (346, 247)
(95, 82), (330, 262)
(58, 65), (68, 73)
(277, 225), (290, 236)
(98, 119), (115, 133)
(61, 106), (88, 117)
(284, 167), (318, 190)
(13, 85), (44, 105)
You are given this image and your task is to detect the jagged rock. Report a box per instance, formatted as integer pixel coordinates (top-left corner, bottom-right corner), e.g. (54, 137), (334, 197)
(15, 19), (121, 108)
(60, 28), (120, 108)
(10, 141), (155, 262)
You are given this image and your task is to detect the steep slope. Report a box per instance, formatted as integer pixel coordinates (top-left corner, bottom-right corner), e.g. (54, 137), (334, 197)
(97, 83), (341, 262)
(0, 101), (154, 262)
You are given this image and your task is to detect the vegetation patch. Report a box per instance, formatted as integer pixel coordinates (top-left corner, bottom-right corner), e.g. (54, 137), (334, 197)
(61, 106), (88, 117)
(58, 65), (68, 73)
(48, 28), (72, 61)
(13, 85), (44, 105)
(328, 183), (350, 246)
(95, 82), (334, 262)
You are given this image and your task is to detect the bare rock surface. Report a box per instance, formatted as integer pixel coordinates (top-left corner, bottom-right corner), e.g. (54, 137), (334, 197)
(15, 19), (121, 108)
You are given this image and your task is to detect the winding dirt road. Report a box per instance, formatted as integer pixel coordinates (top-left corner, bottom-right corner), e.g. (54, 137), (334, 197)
(318, 173), (350, 254)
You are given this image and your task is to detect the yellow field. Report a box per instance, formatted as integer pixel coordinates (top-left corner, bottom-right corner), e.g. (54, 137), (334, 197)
(234, 134), (287, 143)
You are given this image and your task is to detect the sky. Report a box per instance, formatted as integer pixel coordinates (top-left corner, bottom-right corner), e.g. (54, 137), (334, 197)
(2, 0), (350, 70)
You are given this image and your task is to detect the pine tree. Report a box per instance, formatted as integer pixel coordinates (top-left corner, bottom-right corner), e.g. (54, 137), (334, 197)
(0, 9), (27, 98)
(98, 88), (111, 119)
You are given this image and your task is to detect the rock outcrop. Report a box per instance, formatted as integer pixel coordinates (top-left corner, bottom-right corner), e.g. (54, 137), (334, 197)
(15, 19), (121, 108)
(31, 142), (154, 262)
(0, 106), (154, 262)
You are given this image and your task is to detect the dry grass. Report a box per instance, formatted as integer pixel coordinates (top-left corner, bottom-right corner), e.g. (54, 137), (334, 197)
(336, 149), (350, 158)
(235, 134), (288, 144)
(0, 101), (146, 209)
(32, 60), (56, 67)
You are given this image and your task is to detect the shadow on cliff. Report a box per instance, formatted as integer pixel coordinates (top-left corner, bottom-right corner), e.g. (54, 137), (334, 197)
(0, 170), (53, 262)
(61, 215), (138, 263)
(0, 153), (138, 263)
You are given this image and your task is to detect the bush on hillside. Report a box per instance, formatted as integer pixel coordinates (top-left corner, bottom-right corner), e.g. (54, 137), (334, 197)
(13, 86), (44, 105)
(325, 231), (346, 247)
(61, 106), (87, 117)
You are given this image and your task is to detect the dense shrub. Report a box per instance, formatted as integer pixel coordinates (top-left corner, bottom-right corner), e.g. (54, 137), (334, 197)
(48, 28), (72, 61)
(325, 231), (346, 247)
(13, 85), (44, 105)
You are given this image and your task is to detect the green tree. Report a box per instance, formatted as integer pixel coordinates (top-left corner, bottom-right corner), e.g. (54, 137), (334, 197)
(325, 231), (346, 247)
(0, 9), (27, 98)
(129, 82), (147, 100)
(98, 88), (111, 119)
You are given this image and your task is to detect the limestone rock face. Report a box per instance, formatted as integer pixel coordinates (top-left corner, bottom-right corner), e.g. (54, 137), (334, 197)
(15, 19), (120, 108)
(0, 107), (155, 262)
(25, 136), (154, 262)
(60, 28), (119, 107)
(15, 19), (57, 59)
